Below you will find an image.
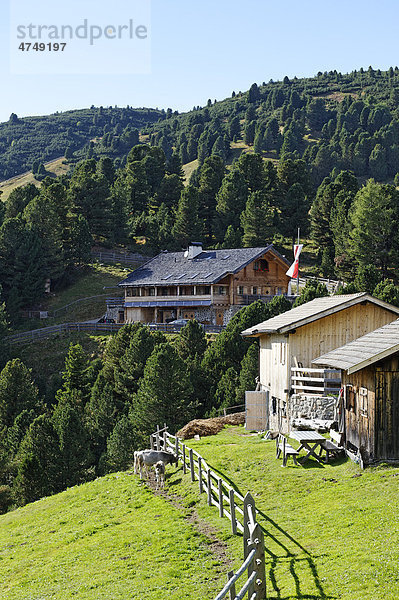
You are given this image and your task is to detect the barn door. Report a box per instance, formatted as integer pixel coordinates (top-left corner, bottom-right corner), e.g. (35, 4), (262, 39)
(375, 371), (399, 460)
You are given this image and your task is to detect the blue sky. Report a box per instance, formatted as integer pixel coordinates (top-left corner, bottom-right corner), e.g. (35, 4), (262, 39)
(1, 0), (398, 122)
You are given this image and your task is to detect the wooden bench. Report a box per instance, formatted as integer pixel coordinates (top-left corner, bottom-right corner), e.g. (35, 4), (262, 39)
(318, 439), (343, 463)
(276, 434), (299, 467)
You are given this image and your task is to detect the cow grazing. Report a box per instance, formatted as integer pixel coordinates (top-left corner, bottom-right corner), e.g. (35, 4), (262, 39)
(135, 449), (178, 480)
(154, 461), (165, 489)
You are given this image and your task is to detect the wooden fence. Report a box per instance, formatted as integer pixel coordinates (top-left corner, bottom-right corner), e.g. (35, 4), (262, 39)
(91, 250), (149, 265)
(5, 321), (225, 345)
(150, 426), (266, 600)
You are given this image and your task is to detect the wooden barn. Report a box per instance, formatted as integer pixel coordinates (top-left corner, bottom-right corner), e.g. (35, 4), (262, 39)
(313, 319), (399, 465)
(241, 293), (399, 433)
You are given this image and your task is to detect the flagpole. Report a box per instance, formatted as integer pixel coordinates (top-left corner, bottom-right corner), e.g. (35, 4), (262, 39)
(297, 227), (300, 294)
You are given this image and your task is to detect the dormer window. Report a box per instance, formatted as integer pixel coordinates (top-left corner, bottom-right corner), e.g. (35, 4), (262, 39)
(254, 259), (269, 272)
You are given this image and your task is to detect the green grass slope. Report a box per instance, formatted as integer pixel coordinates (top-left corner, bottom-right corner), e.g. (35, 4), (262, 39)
(180, 426), (399, 600)
(0, 472), (233, 600)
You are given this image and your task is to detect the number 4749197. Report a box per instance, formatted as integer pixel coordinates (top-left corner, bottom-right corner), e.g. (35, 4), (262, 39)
(19, 42), (66, 51)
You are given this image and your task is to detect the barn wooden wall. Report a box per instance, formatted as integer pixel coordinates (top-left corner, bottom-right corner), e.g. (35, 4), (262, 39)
(290, 303), (399, 368)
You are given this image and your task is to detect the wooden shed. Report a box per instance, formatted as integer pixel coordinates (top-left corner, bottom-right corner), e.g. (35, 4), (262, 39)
(241, 293), (399, 433)
(313, 319), (399, 465)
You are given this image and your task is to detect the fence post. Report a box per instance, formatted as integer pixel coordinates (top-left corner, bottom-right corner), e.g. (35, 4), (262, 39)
(156, 425), (160, 451)
(218, 478), (224, 518)
(243, 492), (256, 558)
(189, 449), (195, 482)
(227, 570), (236, 600)
(207, 468), (212, 506)
(175, 436), (179, 459)
(182, 444), (186, 474)
(246, 539), (256, 599)
(229, 489), (237, 536)
(163, 430), (167, 451)
(150, 434), (154, 450)
(250, 523), (266, 600)
(198, 457), (203, 494)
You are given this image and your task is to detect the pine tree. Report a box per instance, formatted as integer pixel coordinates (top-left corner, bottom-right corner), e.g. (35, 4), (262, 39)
(85, 372), (119, 465)
(105, 415), (138, 472)
(172, 186), (204, 248)
(14, 415), (62, 504)
(349, 180), (399, 277)
(0, 359), (39, 428)
(132, 343), (194, 437)
(56, 343), (90, 407)
(52, 401), (90, 488)
(235, 342), (259, 404)
(176, 319), (207, 361)
(241, 191), (276, 247)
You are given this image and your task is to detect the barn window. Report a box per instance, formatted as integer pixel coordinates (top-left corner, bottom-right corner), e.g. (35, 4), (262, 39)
(252, 287), (257, 295)
(345, 386), (356, 412)
(280, 343), (286, 365)
(359, 388), (368, 416)
(126, 289), (132, 297)
(237, 286), (244, 295)
(254, 259), (269, 272)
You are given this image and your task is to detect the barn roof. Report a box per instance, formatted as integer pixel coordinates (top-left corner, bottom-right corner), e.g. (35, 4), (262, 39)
(241, 293), (399, 337)
(119, 245), (289, 287)
(313, 318), (399, 374)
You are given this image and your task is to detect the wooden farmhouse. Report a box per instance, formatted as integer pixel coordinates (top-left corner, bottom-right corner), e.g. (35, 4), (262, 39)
(313, 319), (399, 466)
(241, 293), (399, 433)
(117, 243), (290, 326)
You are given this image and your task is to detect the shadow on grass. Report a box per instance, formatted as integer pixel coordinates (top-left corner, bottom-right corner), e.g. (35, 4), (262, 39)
(195, 463), (336, 600)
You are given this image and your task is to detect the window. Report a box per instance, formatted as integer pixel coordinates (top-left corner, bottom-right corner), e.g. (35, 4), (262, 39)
(359, 388), (368, 416)
(252, 287), (257, 295)
(161, 287), (169, 296)
(131, 288), (139, 297)
(237, 286), (244, 295)
(148, 288), (155, 297)
(126, 289), (132, 297)
(345, 385), (356, 412)
(218, 286), (226, 295)
(254, 259), (269, 272)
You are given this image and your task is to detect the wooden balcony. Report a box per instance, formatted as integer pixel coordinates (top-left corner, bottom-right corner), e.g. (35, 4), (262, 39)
(291, 367), (341, 396)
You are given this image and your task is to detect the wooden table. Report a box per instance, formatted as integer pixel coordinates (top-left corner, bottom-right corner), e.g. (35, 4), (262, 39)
(288, 430), (325, 464)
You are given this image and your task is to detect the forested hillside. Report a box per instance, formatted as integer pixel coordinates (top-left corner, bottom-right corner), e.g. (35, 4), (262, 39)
(2, 67), (399, 323)
(0, 106), (162, 180)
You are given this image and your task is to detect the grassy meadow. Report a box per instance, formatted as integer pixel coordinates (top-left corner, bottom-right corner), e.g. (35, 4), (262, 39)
(2, 425), (398, 600)
(180, 426), (399, 600)
(0, 472), (235, 600)
(0, 157), (70, 203)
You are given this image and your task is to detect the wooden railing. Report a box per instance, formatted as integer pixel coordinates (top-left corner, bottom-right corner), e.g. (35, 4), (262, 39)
(150, 426), (266, 600)
(5, 321), (224, 345)
(291, 367), (341, 396)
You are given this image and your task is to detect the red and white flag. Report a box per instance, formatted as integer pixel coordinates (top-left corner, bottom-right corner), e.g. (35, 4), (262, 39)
(286, 244), (303, 278)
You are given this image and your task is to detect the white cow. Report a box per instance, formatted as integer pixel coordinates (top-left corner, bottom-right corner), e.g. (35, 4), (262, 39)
(134, 449), (178, 480)
(154, 461), (165, 489)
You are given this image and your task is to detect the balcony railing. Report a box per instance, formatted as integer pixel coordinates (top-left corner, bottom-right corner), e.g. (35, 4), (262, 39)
(236, 294), (297, 306)
(291, 367), (341, 396)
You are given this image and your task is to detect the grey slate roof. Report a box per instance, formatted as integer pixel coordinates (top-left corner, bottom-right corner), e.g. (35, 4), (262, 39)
(241, 293), (399, 336)
(313, 319), (399, 374)
(119, 245), (289, 287)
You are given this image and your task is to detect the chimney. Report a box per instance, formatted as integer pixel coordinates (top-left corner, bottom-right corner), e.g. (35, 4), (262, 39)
(184, 242), (203, 259)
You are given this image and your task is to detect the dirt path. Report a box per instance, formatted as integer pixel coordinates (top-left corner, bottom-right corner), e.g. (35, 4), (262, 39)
(143, 470), (235, 572)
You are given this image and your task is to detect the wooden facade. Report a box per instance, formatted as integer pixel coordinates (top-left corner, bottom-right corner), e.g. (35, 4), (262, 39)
(342, 355), (399, 465)
(243, 295), (399, 433)
(122, 247), (290, 325)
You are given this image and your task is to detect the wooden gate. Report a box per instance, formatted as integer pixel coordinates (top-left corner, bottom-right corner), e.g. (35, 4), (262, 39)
(375, 371), (399, 461)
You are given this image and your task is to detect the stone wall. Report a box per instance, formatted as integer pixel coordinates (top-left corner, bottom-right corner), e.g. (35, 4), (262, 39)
(290, 394), (335, 421)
